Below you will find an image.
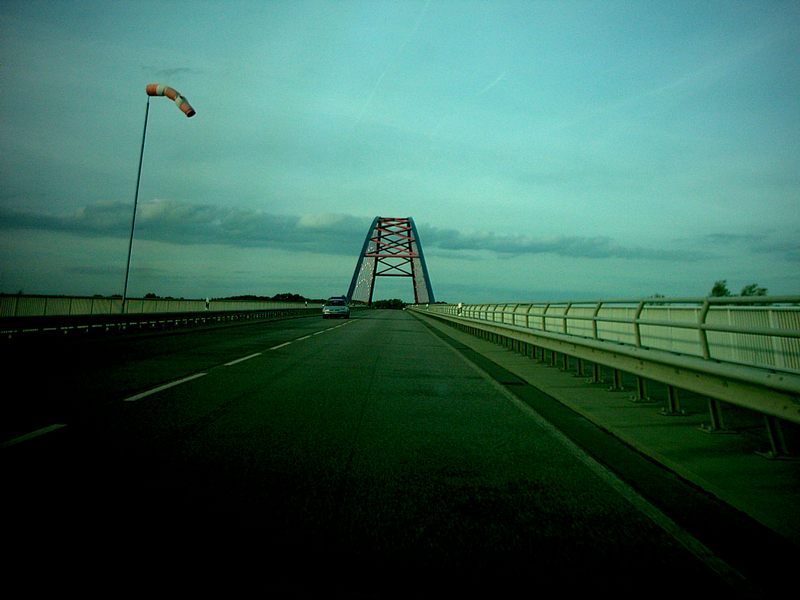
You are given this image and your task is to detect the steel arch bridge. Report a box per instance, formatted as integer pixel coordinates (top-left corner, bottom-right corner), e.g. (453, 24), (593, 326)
(347, 217), (435, 305)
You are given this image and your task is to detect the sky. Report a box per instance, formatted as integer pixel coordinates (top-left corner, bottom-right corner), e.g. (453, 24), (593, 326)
(1, 0), (798, 304)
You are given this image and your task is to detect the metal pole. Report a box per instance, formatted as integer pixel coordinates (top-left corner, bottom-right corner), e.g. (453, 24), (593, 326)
(122, 97), (150, 313)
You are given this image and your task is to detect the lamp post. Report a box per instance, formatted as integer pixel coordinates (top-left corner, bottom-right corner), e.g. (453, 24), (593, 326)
(122, 84), (196, 313)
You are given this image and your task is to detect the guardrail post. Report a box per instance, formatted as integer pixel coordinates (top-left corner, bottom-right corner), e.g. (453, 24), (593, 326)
(592, 302), (602, 340)
(758, 416), (793, 459)
(525, 304), (534, 329)
(609, 368), (625, 391)
(699, 398), (735, 434)
(634, 300), (645, 348)
(661, 385), (687, 416)
(630, 376), (654, 403)
(698, 299), (711, 360)
(590, 362), (602, 384)
(575, 358), (585, 378)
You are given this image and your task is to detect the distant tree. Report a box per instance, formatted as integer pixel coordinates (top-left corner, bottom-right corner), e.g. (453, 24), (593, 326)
(271, 292), (306, 302)
(372, 298), (406, 309)
(144, 292), (158, 299)
(710, 280), (732, 297)
(740, 283), (767, 297)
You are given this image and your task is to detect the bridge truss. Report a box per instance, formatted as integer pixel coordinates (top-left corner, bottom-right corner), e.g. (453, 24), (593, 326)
(347, 216), (435, 305)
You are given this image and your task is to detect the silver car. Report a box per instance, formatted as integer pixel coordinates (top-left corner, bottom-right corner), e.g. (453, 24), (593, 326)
(322, 297), (350, 319)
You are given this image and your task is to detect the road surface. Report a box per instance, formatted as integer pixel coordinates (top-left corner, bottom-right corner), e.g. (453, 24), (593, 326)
(2, 310), (770, 596)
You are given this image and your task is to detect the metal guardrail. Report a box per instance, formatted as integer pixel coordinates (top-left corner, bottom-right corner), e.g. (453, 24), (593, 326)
(0, 294), (325, 337)
(0, 294), (323, 317)
(420, 297), (800, 373)
(410, 297), (800, 457)
(0, 307), (323, 338)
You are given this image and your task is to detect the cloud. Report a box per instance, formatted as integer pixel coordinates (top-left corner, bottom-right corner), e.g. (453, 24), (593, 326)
(0, 199), (730, 262)
(144, 66), (202, 78)
(700, 232), (800, 262)
(424, 226), (701, 261)
(0, 200), (366, 255)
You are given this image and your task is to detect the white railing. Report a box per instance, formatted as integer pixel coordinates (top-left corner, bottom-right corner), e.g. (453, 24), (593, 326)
(0, 294), (322, 317)
(419, 297), (800, 374)
(410, 296), (800, 444)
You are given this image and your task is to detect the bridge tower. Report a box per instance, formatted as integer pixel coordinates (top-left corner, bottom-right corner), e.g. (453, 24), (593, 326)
(347, 216), (435, 305)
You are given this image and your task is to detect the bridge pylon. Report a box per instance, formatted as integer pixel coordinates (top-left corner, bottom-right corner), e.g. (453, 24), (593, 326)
(347, 216), (435, 305)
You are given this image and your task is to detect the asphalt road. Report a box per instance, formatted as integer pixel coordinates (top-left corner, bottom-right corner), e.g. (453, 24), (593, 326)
(1, 310), (771, 597)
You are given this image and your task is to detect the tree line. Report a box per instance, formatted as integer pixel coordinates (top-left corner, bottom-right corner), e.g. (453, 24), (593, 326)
(709, 281), (767, 297)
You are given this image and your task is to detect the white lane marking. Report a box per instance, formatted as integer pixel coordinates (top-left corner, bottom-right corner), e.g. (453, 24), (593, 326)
(225, 352), (262, 366)
(4, 323), (357, 446)
(267, 322), (354, 350)
(123, 372), (207, 402)
(424, 321), (752, 593)
(1, 423), (67, 449)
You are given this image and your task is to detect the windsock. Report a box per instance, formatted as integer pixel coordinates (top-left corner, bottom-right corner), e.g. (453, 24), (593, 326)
(145, 83), (196, 117)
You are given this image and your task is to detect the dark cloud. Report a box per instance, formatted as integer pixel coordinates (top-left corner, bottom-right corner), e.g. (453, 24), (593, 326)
(751, 239), (800, 262)
(424, 226), (701, 261)
(701, 232), (799, 262)
(67, 265), (122, 276)
(0, 201), (366, 255)
(702, 233), (764, 245)
(0, 200), (760, 262)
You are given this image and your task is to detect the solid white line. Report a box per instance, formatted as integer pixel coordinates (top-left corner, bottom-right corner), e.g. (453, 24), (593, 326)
(225, 352), (262, 366)
(269, 341), (292, 350)
(123, 372), (207, 402)
(1, 423), (67, 449)
(312, 331), (325, 336)
(426, 322), (751, 592)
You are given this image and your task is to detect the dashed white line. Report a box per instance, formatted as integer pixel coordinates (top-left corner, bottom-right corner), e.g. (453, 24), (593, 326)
(427, 322), (751, 593)
(1, 423), (67, 449)
(225, 352), (262, 366)
(5, 323), (357, 445)
(123, 372), (208, 402)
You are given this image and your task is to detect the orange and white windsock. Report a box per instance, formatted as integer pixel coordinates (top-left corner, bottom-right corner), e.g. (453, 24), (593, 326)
(145, 83), (196, 117)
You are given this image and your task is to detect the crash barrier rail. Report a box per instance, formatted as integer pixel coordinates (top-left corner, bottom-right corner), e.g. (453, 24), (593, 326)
(410, 296), (800, 458)
(0, 294), (324, 337)
(0, 294), (323, 317)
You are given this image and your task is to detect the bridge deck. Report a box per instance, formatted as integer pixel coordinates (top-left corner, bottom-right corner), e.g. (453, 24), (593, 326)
(414, 311), (800, 547)
(2, 310), (797, 596)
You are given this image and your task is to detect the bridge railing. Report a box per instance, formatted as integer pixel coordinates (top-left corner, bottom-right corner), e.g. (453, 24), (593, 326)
(0, 294), (325, 337)
(0, 294), (322, 317)
(421, 297), (800, 373)
(410, 296), (800, 457)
